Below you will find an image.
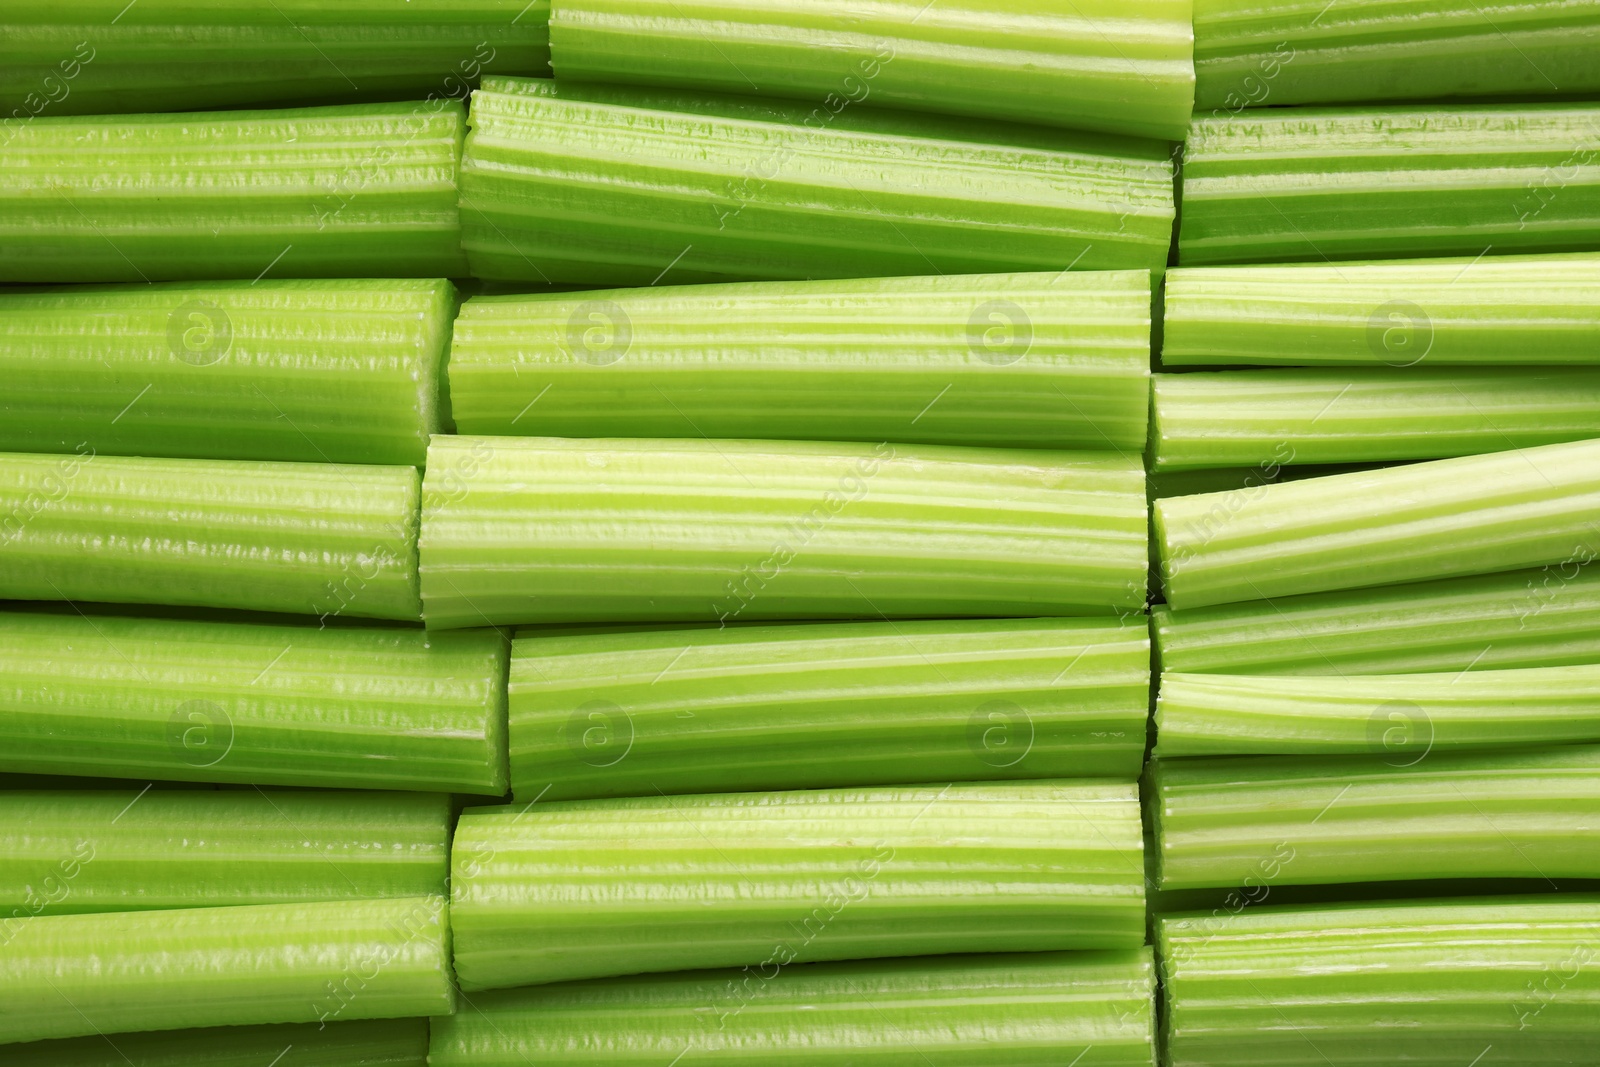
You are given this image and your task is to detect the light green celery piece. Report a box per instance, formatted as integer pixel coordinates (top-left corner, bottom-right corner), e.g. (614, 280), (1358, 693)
(458, 77), (1176, 285)
(0, 102), (468, 283)
(1149, 746), (1600, 889)
(450, 780), (1146, 990)
(0, 896), (453, 1045)
(1159, 896), (1600, 1066)
(1154, 437), (1600, 610)
(430, 950), (1156, 1067)
(1178, 104), (1600, 265)
(0, 452), (420, 620)
(447, 270), (1152, 450)
(419, 435), (1148, 627)
(6, 1018), (428, 1067)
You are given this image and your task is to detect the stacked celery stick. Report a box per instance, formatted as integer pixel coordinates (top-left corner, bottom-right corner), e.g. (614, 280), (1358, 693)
(1, 1), (1598, 1065)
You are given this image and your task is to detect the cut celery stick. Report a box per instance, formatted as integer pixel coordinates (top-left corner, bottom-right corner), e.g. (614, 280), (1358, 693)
(459, 77), (1176, 285)
(0, 452), (420, 620)
(1150, 746), (1600, 889)
(0, 102), (468, 283)
(510, 617), (1149, 800)
(1154, 438), (1600, 610)
(1160, 896), (1600, 1066)
(419, 436), (1148, 627)
(1150, 368), (1600, 469)
(447, 270), (1153, 450)
(431, 949), (1156, 1067)
(0, 896), (453, 1045)
(1179, 104), (1600, 265)
(0, 280), (454, 465)
(6, 1018), (429, 1067)
(0, 610), (506, 791)
(549, 0), (1194, 140)
(450, 781), (1146, 990)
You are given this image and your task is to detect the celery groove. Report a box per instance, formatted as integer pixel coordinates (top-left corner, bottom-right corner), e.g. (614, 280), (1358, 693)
(6, 1018), (430, 1067)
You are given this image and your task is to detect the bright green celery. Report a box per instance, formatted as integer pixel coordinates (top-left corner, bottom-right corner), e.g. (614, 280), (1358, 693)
(419, 436), (1148, 627)
(1154, 437), (1600, 610)
(0, 102), (467, 283)
(0, 280), (454, 465)
(0, 452), (420, 620)
(0, 896), (453, 1045)
(450, 781), (1145, 990)
(0, 790), (448, 916)
(447, 270), (1152, 450)
(431, 950), (1156, 1067)
(1178, 104), (1600, 265)
(549, 0), (1194, 140)
(459, 77), (1175, 285)
(7, 1018), (428, 1067)
(1160, 896), (1600, 1066)
(1149, 746), (1600, 889)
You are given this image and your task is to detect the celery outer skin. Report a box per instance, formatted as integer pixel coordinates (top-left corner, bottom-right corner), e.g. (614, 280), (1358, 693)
(431, 950), (1156, 1067)
(0, 453), (421, 620)
(1150, 746), (1600, 890)
(0, 896), (454, 1045)
(0, 102), (468, 283)
(420, 435), (1148, 627)
(450, 781), (1146, 990)
(1159, 896), (1600, 1066)
(459, 77), (1175, 285)
(1178, 105), (1600, 265)
(0, 280), (453, 465)
(1154, 438), (1600, 610)
(447, 270), (1152, 450)
(6, 1018), (429, 1067)
(549, 0), (1194, 141)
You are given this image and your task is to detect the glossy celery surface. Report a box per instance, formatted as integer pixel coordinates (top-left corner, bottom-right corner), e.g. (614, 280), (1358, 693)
(1150, 746), (1600, 889)
(450, 781), (1146, 990)
(0, 896), (454, 1044)
(509, 617), (1150, 800)
(0, 102), (467, 283)
(458, 77), (1176, 285)
(1178, 105), (1600, 265)
(431, 950), (1156, 1067)
(447, 270), (1153, 450)
(1155, 438), (1600, 610)
(549, 0), (1195, 140)
(1160, 897), (1600, 1066)
(7, 1019), (428, 1067)
(0, 453), (420, 620)
(420, 436), (1148, 627)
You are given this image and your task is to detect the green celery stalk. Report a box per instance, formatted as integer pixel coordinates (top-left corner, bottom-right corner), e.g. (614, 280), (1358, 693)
(1154, 437), (1600, 610)
(447, 270), (1152, 450)
(0, 452), (420, 620)
(431, 950), (1156, 1066)
(1160, 896), (1600, 1066)
(450, 781), (1146, 990)
(1178, 104), (1600, 265)
(419, 435), (1148, 627)
(0, 102), (468, 283)
(459, 77), (1176, 285)
(0, 896), (454, 1045)
(6, 1018), (429, 1067)
(1149, 746), (1600, 889)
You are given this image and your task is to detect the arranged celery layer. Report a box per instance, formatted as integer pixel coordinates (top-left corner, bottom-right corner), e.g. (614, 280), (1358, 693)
(548, 0), (1194, 140)
(458, 77), (1176, 285)
(0, 896), (454, 1044)
(1179, 105), (1600, 265)
(1155, 438), (1600, 610)
(431, 950), (1156, 1067)
(7, 1018), (429, 1067)
(450, 781), (1146, 990)
(420, 436), (1148, 627)
(0, 280), (454, 465)
(1160, 897), (1600, 1066)
(0, 102), (467, 283)
(0, 453), (421, 620)
(1162, 255), (1600, 366)
(447, 271), (1153, 450)
(1150, 746), (1600, 889)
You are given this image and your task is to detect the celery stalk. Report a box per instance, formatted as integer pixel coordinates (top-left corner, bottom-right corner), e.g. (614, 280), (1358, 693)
(6, 1018), (429, 1067)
